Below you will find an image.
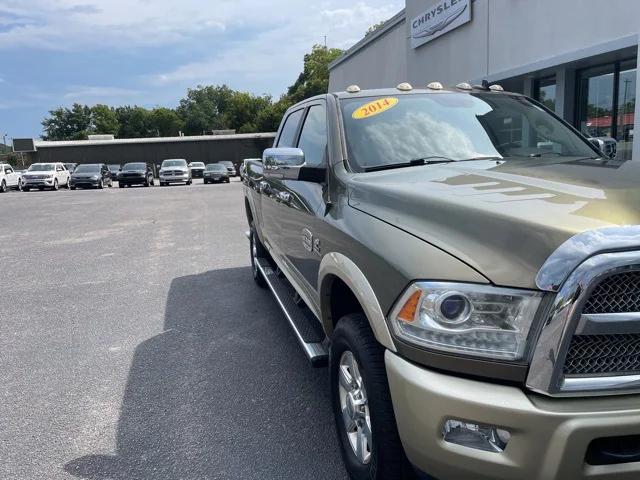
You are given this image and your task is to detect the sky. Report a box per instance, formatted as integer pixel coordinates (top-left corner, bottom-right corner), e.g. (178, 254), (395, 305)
(0, 0), (402, 140)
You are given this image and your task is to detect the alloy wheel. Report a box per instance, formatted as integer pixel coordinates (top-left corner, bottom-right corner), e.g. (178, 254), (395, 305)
(338, 350), (372, 464)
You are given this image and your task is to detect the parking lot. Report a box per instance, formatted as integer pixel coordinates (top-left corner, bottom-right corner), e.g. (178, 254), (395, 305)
(1, 179), (347, 480)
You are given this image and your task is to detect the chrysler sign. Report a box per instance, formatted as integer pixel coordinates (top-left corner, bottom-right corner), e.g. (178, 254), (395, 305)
(411, 0), (472, 49)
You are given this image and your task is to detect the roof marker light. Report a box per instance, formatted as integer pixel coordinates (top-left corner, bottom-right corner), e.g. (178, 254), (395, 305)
(427, 82), (444, 90)
(489, 84), (504, 92)
(346, 85), (361, 93)
(396, 82), (413, 91)
(456, 82), (473, 91)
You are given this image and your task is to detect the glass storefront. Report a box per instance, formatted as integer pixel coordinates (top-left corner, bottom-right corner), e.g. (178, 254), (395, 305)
(535, 77), (557, 112)
(577, 60), (636, 160)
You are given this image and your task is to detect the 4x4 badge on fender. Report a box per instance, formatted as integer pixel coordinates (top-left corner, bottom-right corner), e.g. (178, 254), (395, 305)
(302, 228), (321, 255)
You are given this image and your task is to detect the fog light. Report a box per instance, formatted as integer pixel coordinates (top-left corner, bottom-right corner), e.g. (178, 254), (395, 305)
(442, 419), (510, 453)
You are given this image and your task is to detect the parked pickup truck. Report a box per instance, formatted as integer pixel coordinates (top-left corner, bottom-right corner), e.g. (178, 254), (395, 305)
(244, 82), (640, 480)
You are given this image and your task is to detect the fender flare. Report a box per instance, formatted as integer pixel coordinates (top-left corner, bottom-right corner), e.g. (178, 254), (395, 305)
(318, 252), (396, 352)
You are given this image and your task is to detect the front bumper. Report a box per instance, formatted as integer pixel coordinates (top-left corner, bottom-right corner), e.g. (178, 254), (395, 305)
(118, 175), (146, 185)
(23, 178), (54, 187)
(386, 351), (640, 480)
(192, 170), (204, 177)
(71, 178), (100, 187)
(160, 174), (189, 183)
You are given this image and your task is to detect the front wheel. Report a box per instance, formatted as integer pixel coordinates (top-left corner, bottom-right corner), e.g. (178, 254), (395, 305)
(330, 314), (413, 480)
(250, 224), (267, 288)
(53, 179), (59, 191)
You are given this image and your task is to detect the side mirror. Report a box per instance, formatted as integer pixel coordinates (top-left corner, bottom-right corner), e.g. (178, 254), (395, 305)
(263, 148), (305, 179)
(588, 137), (617, 159)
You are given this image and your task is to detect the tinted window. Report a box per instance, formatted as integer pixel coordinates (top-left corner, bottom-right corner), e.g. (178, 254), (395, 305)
(74, 164), (101, 173)
(276, 109), (304, 147)
(297, 105), (327, 167)
(340, 93), (595, 171)
(162, 160), (187, 167)
(123, 163), (146, 170)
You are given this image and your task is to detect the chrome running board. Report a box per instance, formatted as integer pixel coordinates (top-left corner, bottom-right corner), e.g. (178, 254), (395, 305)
(256, 257), (328, 367)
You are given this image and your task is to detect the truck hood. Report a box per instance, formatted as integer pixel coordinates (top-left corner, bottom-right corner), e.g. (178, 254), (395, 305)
(348, 157), (640, 289)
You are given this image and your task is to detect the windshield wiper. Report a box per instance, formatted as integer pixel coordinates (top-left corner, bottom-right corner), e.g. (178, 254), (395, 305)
(363, 155), (502, 172)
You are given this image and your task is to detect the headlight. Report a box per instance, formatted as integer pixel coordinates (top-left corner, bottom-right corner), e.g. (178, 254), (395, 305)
(91, 175), (99, 180)
(389, 282), (543, 360)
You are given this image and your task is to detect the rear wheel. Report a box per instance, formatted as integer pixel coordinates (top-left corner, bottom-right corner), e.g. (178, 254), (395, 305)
(331, 314), (414, 480)
(119, 182), (125, 188)
(250, 224), (267, 288)
(0, 180), (6, 193)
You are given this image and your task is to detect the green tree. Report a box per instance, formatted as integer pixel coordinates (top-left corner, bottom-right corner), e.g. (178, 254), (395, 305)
(91, 104), (119, 136)
(115, 106), (154, 138)
(150, 107), (185, 137)
(42, 103), (93, 140)
(286, 45), (343, 104)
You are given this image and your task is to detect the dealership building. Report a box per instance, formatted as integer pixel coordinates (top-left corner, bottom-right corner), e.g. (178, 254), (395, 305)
(329, 0), (639, 160)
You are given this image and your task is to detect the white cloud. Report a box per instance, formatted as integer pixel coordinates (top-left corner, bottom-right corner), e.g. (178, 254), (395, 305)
(63, 86), (143, 102)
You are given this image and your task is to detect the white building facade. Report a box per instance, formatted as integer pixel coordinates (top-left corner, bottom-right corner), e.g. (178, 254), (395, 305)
(329, 0), (639, 160)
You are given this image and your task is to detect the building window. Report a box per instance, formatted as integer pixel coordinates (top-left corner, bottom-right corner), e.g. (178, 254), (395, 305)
(535, 76), (557, 112)
(577, 59), (636, 160)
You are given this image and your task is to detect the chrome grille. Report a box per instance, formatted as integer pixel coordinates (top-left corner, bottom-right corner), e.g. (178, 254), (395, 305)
(583, 271), (640, 314)
(564, 334), (640, 376)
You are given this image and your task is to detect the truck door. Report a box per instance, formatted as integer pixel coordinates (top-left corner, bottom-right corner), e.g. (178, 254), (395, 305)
(270, 102), (328, 291)
(261, 108), (305, 255)
(4, 165), (17, 187)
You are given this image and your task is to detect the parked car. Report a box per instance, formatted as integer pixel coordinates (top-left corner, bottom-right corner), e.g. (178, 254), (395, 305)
(219, 160), (237, 177)
(22, 162), (70, 191)
(69, 163), (112, 189)
(118, 162), (155, 188)
(188, 161), (206, 178)
(0, 163), (22, 192)
(240, 158), (259, 180)
(108, 164), (122, 179)
(203, 163), (230, 184)
(242, 83), (639, 480)
(159, 159), (191, 186)
(64, 163), (78, 173)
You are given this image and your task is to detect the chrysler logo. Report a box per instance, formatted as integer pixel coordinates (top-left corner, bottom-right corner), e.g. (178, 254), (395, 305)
(413, 1), (468, 38)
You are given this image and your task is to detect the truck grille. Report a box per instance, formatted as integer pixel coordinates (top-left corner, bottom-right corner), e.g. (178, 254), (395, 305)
(583, 271), (640, 314)
(563, 334), (640, 375)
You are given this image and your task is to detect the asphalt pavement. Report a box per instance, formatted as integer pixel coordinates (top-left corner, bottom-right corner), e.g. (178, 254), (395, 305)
(0, 179), (347, 480)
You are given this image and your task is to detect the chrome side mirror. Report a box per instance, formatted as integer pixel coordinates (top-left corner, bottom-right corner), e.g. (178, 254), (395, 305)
(263, 148), (305, 179)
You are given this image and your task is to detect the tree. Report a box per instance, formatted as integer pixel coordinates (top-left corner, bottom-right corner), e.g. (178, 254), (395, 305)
(115, 106), (153, 138)
(286, 45), (344, 104)
(42, 103), (92, 140)
(150, 107), (184, 137)
(91, 104), (119, 136)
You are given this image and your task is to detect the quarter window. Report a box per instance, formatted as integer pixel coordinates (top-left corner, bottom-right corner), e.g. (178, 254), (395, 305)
(297, 105), (328, 167)
(276, 109), (304, 147)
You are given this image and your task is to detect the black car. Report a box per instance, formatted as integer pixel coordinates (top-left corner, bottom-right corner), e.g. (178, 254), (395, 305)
(118, 162), (155, 187)
(188, 162), (206, 178)
(203, 163), (230, 184)
(70, 163), (112, 189)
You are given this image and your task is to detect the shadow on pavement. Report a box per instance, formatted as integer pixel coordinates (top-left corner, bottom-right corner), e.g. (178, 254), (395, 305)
(64, 266), (345, 480)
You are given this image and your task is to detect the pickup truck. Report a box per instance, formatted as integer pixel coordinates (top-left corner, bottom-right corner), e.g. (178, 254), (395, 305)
(243, 83), (640, 480)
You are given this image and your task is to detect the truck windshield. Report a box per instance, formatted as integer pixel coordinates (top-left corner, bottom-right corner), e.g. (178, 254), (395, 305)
(28, 164), (55, 171)
(123, 163), (146, 170)
(340, 93), (596, 171)
(162, 160), (187, 167)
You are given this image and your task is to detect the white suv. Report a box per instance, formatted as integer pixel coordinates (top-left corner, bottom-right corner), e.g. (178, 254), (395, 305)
(0, 163), (22, 192)
(22, 162), (71, 191)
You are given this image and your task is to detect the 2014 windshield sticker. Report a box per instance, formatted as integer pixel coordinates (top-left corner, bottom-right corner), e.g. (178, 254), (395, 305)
(352, 97), (399, 119)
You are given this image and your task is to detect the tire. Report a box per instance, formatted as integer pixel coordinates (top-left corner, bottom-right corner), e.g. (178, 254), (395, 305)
(204, 179), (208, 184)
(52, 179), (59, 191)
(70, 186), (76, 190)
(0, 180), (6, 193)
(144, 177), (150, 187)
(187, 178), (192, 185)
(98, 179), (104, 189)
(226, 178), (230, 183)
(66, 178), (71, 189)
(119, 182), (125, 188)
(23, 186), (30, 192)
(250, 224), (267, 288)
(17, 181), (22, 191)
(330, 314), (414, 480)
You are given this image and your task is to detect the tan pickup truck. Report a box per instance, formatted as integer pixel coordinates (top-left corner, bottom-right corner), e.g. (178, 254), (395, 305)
(244, 82), (640, 480)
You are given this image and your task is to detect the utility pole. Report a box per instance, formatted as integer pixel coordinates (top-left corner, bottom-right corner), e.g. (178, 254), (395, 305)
(324, 35), (327, 48)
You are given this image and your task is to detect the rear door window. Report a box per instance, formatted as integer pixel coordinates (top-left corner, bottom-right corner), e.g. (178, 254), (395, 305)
(276, 109), (304, 147)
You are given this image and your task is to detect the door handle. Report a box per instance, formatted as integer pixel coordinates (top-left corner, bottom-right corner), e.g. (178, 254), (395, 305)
(277, 191), (292, 203)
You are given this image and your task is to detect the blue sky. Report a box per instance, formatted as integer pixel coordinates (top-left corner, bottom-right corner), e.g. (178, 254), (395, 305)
(0, 0), (402, 140)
